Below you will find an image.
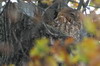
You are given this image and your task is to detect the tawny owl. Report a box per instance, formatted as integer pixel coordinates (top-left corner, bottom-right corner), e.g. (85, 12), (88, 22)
(53, 7), (82, 42)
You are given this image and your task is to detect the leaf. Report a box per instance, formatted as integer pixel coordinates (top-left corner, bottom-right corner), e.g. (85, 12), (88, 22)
(79, 38), (99, 60)
(89, 2), (95, 6)
(64, 37), (74, 46)
(30, 60), (41, 66)
(28, 61), (34, 66)
(41, 0), (53, 5)
(83, 16), (96, 34)
(29, 47), (40, 57)
(9, 64), (15, 66)
(89, 56), (100, 66)
(71, 54), (80, 63)
(73, 2), (79, 7)
(35, 37), (49, 48)
(70, 47), (88, 63)
(29, 37), (50, 57)
(92, 0), (100, 6)
(79, 54), (89, 63)
(44, 56), (58, 66)
(51, 40), (71, 65)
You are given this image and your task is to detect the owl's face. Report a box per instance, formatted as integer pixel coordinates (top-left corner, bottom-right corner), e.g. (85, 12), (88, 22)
(54, 8), (82, 41)
(55, 8), (81, 23)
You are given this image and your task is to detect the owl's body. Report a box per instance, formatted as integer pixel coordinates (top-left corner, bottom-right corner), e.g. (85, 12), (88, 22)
(53, 8), (82, 42)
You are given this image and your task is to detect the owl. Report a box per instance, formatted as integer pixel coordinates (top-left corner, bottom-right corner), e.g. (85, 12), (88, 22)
(53, 7), (82, 42)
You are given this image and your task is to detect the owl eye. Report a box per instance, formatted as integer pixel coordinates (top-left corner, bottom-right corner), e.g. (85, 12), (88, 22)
(70, 12), (75, 16)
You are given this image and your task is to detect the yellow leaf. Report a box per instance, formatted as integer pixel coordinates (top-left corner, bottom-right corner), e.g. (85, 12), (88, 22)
(44, 56), (58, 66)
(9, 64), (15, 66)
(83, 16), (96, 34)
(64, 37), (74, 46)
(41, 0), (53, 5)
(35, 37), (49, 47)
(79, 38), (99, 60)
(29, 47), (40, 57)
(29, 37), (50, 57)
(89, 56), (100, 66)
(28, 61), (34, 66)
(71, 55), (80, 63)
(92, 0), (100, 6)
(53, 53), (65, 62)
(73, 3), (79, 7)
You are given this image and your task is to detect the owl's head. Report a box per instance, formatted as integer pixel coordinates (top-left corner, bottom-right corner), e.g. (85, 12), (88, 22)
(55, 7), (82, 24)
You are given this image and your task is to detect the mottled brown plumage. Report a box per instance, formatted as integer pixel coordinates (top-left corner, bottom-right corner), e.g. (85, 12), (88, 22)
(54, 7), (82, 42)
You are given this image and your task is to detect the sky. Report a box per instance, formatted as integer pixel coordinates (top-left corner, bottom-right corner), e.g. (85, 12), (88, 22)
(10, 0), (17, 2)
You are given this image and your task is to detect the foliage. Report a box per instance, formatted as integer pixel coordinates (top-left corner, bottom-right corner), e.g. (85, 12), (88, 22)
(0, 0), (100, 66)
